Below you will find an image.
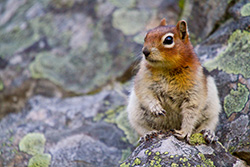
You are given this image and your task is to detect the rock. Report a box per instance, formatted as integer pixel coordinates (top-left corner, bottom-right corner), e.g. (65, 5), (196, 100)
(19, 133), (51, 167)
(0, 90), (136, 166)
(108, 0), (136, 8)
(228, 1), (250, 19)
(240, 3), (250, 16)
(112, 8), (150, 35)
(19, 133), (46, 156)
(194, 7), (250, 164)
(120, 135), (247, 167)
(0, 0), (181, 118)
(181, 0), (230, 42)
(0, 0), (27, 26)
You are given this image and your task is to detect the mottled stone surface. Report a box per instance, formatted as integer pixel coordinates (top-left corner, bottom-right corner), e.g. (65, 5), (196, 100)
(120, 136), (246, 167)
(0, 90), (135, 167)
(0, 0), (181, 118)
(195, 6), (250, 164)
(181, 0), (229, 42)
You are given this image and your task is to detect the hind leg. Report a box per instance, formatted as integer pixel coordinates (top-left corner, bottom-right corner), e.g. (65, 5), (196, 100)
(195, 113), (219, 143)
(197, 76), (221, 143)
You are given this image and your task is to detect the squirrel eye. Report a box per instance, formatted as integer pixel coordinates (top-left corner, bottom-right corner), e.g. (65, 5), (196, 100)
(163, 36), (173, 45)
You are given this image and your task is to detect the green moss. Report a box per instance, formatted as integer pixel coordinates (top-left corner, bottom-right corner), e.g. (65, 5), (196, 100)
(171, 163), (179, 167)
(19, 133), (46, 156)
(120, 162), (130, 167)
(189, 133), (206, 145)
(145, 149), (151, 156)
(228, 146), (236, 154)
(94, 106), (138, 145)
(179, 0), (185, 10)
(204, 30), (250, 78)
(150, 159), (155, 166)
(180, 157), (188, 163)
(198, 153), (215, 167)
(29, 51), (77, 92)
(241, 3), (250, 16)
(94, 106), (123, 123)
(28, 154), (51, 167)
(0, 80), (4, 91)
(50, 0), (74, 9)
(115, 108), (139, 145)
(149, 156), (162, 167)
(133, 157), (141, 165)
(120, 148), (132, 163)
(108, 0), (136, 8)
(0, 14), (57, 59)
(104, 109), (118, 123)
(30, 19), (115, 93)
(224, 83), (249, 117)
(112, 8), (150, 35)
(154, 156), (159, 160)
(29, 52), (72, 83)
(133, 33), (145, 44)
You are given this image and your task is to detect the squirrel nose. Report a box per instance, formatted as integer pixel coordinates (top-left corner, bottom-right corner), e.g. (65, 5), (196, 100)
(142, 47), (151, 58)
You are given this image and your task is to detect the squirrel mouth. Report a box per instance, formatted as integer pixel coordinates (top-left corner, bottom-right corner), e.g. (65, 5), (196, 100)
(146, 57), (159, 63)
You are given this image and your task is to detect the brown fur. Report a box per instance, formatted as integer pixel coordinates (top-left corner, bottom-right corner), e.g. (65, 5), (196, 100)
(127, 19), (221, 140)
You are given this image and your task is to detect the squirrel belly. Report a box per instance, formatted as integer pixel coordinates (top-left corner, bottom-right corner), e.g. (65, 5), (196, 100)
(126, 19), (221, 141)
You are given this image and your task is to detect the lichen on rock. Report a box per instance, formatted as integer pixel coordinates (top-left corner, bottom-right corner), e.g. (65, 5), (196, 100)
(19, 133), (46, 156)
(112, 8), (150, 35)
(224, 83), (249, 117)
(0, 80), (4, 91)
(108, 0), (136, 8)
(28, 153), (51, 167)
(204, 30), (250, 78)
(241, 3), (250, 16)
(50, 0), (75, 9)
(94, 106), (138, 145)
(189, 133), (206, 145)
(116, 109), (139, 145)
(198, 153), (215, 167)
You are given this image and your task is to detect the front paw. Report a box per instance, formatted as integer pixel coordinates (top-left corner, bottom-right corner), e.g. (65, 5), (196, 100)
(139, 130), (166, 143)
(201, 130), (218, 144)
(149, 103), (166, 116)
(173, 129), (191, 142)
(139, 131), (158, 143)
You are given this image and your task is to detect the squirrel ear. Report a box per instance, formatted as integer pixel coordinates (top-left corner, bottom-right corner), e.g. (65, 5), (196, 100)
(159, 18), (167, 26)
(176, 20), (189, 40)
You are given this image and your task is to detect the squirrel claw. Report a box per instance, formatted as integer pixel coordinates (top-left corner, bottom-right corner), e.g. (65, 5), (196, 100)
(139, 131), (168, 143)
(201, 130), (218, 144)
(150, 103), (166, 116)
(139, 131), (158, 143)
(173, 129), (191, 142)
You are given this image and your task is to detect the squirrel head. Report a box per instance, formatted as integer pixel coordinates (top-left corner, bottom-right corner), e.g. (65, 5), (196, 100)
(142, 19), (197, 69)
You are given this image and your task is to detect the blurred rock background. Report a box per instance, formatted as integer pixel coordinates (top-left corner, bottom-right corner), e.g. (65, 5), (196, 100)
(0, 0), (249, 166)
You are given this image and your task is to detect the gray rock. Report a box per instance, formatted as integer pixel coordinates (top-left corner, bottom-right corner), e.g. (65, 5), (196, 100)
(120, 135), (247, 167)
(181, 0), (229, 42)
(0, 90), (135, 167)
(0, 0), (181, 119)
(194, 10), (250, 165)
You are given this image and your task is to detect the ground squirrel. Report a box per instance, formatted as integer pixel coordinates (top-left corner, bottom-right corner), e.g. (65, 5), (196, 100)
(127, 19), (221, 143)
